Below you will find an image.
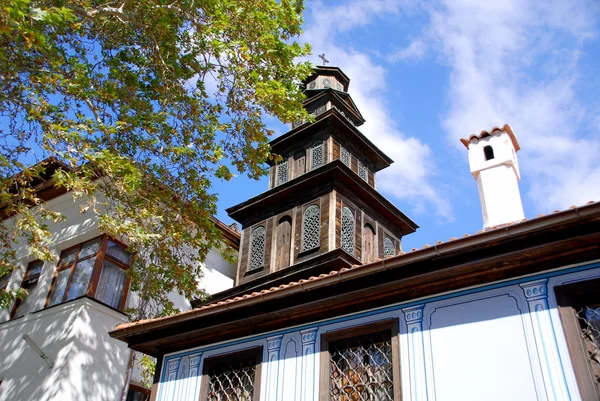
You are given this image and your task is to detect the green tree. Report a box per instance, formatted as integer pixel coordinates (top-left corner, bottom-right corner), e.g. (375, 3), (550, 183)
(0, 0), (311, 319)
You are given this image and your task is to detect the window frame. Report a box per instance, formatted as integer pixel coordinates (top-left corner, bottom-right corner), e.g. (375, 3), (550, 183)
(555, 278), (600, 401)
(45, 235), (132, 311)
(358, 161), (368, 181)
(276, 158), (288, 186)
(311, 141), (324, 170)
(247, 225), (267, 273)
(340, 206), (355, 255)
(199, 346), (263, 401)
(319, 318), (402, 401)
(10, 259), (44, 318)
(300, 203), (321, 253)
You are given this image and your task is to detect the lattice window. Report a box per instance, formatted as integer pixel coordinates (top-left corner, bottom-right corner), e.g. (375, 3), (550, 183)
(383, 237), (395, 258)
(301, 205), (320, 252)
(249, 226), (266, 271)
(311, 142), (324, 169)
(329, 332), (395, 401)
(341, 147), (350, 167)
(358, 161), (367, 181)
(341, 207), (355, 255)
(277, 160), (288, 185)
(207, 358), (257, 401)
(576, 305), (600, 391)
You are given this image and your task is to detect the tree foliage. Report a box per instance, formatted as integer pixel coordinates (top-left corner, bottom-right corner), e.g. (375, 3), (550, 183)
(0, 0), (312, 317)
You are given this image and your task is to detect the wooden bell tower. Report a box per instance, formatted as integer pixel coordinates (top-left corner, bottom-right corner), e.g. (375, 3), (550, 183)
(198, 66), (419, 304)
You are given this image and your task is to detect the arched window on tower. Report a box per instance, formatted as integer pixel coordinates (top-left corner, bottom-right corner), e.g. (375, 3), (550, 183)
(301, 205), (320, 252)
(341, 207), (355, 255)
(484, 145), (494, 161)
(311, 142), (324, 169)
(248, 226), (266, 272)
(275, 216), (292, 270)
(363, 224), (375, 263)
(383, 236), (395, 258)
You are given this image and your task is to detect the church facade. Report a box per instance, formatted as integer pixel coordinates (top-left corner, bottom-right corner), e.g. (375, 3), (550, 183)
(111, 67), (600, 401)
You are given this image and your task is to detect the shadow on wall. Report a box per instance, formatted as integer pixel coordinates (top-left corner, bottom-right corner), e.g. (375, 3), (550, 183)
(0, 297), (130, 401)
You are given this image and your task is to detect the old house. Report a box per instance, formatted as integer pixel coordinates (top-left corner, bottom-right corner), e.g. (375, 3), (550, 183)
(0, 160), (240, 401)
(111, 66), (600, 401)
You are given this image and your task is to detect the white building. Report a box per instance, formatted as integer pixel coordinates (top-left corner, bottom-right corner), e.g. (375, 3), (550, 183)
(0, 159), (239, 401)
(111, 67), (600, 401)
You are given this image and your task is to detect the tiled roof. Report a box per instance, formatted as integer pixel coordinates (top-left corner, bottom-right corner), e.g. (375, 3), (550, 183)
(114, 200), (598, 332)
(460, 124), (520, 151)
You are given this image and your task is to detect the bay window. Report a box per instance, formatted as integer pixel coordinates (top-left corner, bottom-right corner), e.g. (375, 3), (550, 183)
(46, 236), (132, 311)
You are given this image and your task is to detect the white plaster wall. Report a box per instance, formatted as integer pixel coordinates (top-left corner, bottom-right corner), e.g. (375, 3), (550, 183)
(156, 259), (600, 401)
(1, 189), (237, 397)
(467, 133), (524, 227)
(476, 166), (525, 227)
(0, 297), (129, 401)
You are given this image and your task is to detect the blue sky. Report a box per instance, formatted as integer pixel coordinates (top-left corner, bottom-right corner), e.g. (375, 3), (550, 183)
(212, 0), (600, 250)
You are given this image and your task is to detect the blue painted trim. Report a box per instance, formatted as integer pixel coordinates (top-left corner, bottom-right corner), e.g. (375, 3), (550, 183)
(159, 260), (600, 373)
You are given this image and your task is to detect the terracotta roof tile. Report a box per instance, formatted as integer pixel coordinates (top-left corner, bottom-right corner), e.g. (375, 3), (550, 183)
(459, 124), (520, 151)
(114, 200), (599, 332)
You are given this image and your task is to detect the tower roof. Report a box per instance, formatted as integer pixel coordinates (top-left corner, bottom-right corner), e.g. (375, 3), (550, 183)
(304, 66), (351, 92)
(460, 124), (520, 151)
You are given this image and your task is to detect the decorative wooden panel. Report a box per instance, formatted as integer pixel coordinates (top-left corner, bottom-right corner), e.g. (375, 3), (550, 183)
(377, 225), (385, 259)
(320, 194), (330, 252)
(368, 170), (375, 187)
(354, 209), (362, 261)
(350, 155), (358, 173)
(275, 216), (292, 270)
(238, 228), (251, 280)
(332, 139), (340, 162)
(264, 218), (273, 272)
(335, 195), (342, 249)
(293, 206), (303, 262)
(363, 224), (375, 263)
(294, 156), (306, 180)
(341, 207), (355, 255)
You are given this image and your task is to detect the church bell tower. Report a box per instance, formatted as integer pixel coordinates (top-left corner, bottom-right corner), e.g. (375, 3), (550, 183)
(202, 65), (419, 302)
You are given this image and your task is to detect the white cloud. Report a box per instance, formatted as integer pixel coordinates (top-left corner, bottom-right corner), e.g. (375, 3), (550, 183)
(387, 39), (426, 62)
(424, 0), (600, 211)
(302, 0), (452, 219)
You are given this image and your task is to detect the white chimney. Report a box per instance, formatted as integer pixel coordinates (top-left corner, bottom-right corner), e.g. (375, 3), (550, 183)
(461, 124), (525, 229)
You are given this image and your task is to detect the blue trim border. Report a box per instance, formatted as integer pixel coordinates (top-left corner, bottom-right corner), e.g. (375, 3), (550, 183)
(159, 260), (600, 385)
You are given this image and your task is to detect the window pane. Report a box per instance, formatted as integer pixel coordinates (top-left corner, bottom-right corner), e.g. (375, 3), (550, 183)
(577, 305), (600, 391)
(106, 241), (131, 265)
(48, 269), (70, 306)
(329, 332), (394, 401)
(59, 249), (78, 266)
(26, 260), (44, 279)
(79, 238), (101, 259)
(14, 282), (39, 317)
(96, 260), (127, 309)
(248, 227), (266, 272)
(208, 358), (256, 401)
(341, 207), (354, 255)
(66, 258), (96, 300)
(301, 205), (320, 252)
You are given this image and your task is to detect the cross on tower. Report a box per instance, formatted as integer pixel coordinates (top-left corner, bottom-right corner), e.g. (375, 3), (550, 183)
(318, 53), (329, 65)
